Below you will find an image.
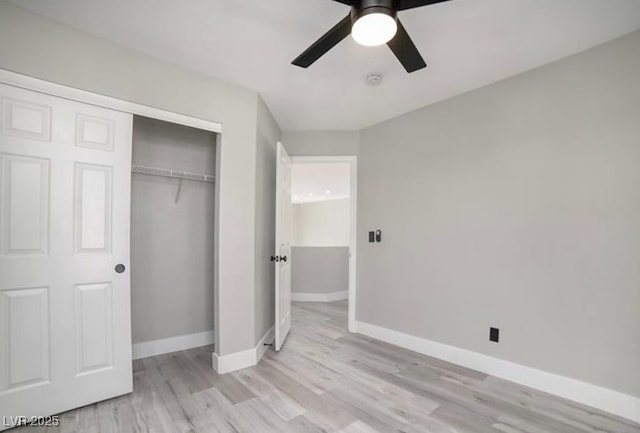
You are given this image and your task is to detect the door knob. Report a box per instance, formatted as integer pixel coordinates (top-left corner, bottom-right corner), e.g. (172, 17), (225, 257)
(280, 256), (288, 262)
(270, 255), (280, 262)
(115, 264), (126, 273)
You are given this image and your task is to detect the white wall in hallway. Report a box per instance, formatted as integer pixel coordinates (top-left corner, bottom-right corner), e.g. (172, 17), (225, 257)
(293, 198), (350, 246)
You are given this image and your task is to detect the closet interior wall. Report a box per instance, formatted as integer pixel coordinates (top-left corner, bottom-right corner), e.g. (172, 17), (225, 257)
(131, 115), (216, 348)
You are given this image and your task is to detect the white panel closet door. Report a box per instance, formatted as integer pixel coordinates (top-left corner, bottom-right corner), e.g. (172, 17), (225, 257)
(0, 83), (132, 427)
(274, 142), (292, 351)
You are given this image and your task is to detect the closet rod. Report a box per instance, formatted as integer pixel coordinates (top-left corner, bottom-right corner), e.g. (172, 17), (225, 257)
(132, 164), (215, 183)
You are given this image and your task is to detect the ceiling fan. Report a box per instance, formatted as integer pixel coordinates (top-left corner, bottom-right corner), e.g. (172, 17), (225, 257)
(292, 0), (453, 73)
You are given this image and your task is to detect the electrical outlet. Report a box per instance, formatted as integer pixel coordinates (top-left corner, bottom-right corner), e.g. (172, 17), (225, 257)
(490, 327), (500, 343)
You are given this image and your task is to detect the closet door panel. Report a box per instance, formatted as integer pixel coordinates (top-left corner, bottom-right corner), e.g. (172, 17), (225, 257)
(1, 97), (51, 142)
(0, 286), (50, 394)
(74, 283), (113, 375)
(74, 163), (113, 253)
(76, 114), (114, 151)
(0, 83), (132, 429)
(1, 154), (50, 255)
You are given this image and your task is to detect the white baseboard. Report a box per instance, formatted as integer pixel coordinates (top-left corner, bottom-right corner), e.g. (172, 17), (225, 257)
(354, 321), (640, 424)
(132, 330), (214, 360)
(292, 290), (348, 302)
(212, 326), (274, 374)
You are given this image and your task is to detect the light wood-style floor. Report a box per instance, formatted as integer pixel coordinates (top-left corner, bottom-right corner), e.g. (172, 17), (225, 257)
(16, 301), (639, 433)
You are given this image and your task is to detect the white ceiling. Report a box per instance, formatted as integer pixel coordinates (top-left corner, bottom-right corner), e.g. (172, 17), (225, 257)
(291, 163), (350, 204)
(9, 0), (640, 130)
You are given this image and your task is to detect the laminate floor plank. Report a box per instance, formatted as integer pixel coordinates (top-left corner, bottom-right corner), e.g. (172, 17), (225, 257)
(339, 420), (382, 433)
(18, 300), (638, 433)
(232, 367), (307, 421)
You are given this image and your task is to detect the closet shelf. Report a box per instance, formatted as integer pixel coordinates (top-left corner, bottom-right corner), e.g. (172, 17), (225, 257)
(132, 164), (215, 183)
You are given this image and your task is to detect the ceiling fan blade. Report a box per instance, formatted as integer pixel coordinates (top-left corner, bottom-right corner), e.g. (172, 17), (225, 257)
(387, 19), (427, 73)
(331, 0), (354, 4)
(292, 14), (352, 68)
(393, 0), (452, 11)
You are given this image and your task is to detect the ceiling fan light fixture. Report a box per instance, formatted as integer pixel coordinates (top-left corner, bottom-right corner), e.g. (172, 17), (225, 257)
(292, 0), (434, 73)
(351, 10), (397, 47)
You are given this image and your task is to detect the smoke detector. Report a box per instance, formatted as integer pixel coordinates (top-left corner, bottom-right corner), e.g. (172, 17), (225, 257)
(365, 73), (383, 86)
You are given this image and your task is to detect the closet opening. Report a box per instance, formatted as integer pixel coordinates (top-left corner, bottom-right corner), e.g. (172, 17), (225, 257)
(130, 115), (218, 360)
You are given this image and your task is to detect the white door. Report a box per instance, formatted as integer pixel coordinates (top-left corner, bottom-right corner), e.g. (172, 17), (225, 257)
(0, 83), (133, 427)
(274, 142), (292, 351)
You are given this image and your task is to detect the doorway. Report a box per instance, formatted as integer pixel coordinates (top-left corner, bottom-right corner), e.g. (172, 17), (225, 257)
(289, 156), (357, 331)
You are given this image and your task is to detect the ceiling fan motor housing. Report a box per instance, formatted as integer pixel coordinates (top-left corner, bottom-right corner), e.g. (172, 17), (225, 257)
(350, 0), (397, 24)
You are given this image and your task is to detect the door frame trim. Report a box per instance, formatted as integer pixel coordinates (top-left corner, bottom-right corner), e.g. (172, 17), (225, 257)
(0, 69), (222, 133)
(290, 156), (358, 333)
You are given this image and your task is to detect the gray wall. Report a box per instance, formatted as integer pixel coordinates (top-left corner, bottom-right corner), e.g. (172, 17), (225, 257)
(358, 30), (640, 397)
(282, 131), (359, 156)
(254, 97), (280, 342)
(0, 3), (272, 356)
(131, 117), (215, 344)
(292, 247), (349, 294)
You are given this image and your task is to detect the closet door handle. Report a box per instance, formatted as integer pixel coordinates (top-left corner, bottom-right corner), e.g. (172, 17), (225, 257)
(280, 256), (288, 263)
(270, 255), (280, 262)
